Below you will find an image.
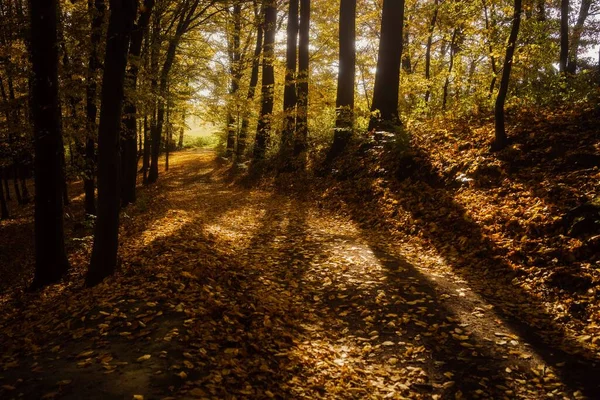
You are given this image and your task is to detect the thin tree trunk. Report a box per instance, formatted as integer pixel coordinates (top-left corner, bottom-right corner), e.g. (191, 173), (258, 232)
(483, 0), (498, 97)
(226, 1), (243, 158)
(2, 168), (10, 202)
(442, 28), (459, 111)
(0, 168), (9, 219)
(84, 0), (106, 216)
(86, 0), (136, 287)
(121, 0), (154, 206)
(567, 0), (592, 74)
(424, 0), (439, 104)
(328, 0), (355, 160)
(293, 0), (310, 161)
(29, 0), (70, 288)
(237, 1), (263, 161)
(492, 0), (522, 151)
(253, 0), (276, 160)
(369, 0), (405, 131)
(560, 0), (569, 73)
(280, 0), (299, 158)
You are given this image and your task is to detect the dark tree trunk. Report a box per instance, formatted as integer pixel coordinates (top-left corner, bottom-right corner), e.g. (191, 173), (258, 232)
(280, 0), (299, 157)
(86, 0), (136, 287)
(293, 0), (309, 160)
(226, 1), (243, 158)
(442, 28), (459, 111)
(143, 14), (159, 184)
(0, 169), (9, 219)
(84, 0), (106, 216)
(29, 0), (70, 288)
(424, 0), (438, 104)
(237, 2), (263, 161)
(253, 0), (276, 160)
(2, 168), (10, 202)
(165, 95), (170, 171)
(482, 0), (498, 98)
(121, 0), (154, 206)
(328, 0), (355, 160)
(492, 0), (522, 151)
(143, 115), (150, 181)
(369, 0), (405, 131)
(567, 0), (592, 74)
(560, 0), (569, 73)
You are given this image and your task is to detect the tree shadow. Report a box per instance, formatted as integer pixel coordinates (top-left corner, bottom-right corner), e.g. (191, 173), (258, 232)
(324, 145), (600, 397)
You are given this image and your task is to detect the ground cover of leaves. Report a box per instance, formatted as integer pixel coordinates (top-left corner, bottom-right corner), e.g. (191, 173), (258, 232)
(0, 105), (598, 399)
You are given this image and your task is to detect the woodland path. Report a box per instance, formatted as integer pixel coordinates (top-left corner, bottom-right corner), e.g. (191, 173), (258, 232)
(0, 150), (598, 399)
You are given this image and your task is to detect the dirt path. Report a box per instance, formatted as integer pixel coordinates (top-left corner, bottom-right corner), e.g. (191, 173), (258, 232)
(0, 151), (597, 399)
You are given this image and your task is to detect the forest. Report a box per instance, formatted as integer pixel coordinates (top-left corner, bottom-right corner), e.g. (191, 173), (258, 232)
(1, 0), (600, 398)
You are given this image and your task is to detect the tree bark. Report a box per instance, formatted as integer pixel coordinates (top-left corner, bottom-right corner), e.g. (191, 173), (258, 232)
(0, 168), (9, 219)
(29, 0), (70, 288)
(121, 0), (154, 206)
(567, 0), (592, 74)
(84, 0), (106, 216)
(226, 1), (243, 158)
(442, 28), (459, 111)
(237, 1), (263, 161)
(560, 0), (569, 73)
(492, 0), (522, 151)
(280, 0), (299, 158)
(424, 0), (439, 104)
(253, 0), (276, 160)
(293, 0), (309, 160)
(369, 0), (405, 131)
(328, 0), (355, 160)
(86, 0), (136, 287)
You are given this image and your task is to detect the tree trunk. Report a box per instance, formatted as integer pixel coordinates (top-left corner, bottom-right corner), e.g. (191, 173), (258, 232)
(121, 0), (154, 206)
(2, 168), (10, 202)
(424, 0), (439, 104)
(280, 0), (299, 158)
(442, 28), (459, 111)
(86, 0), (136, 287)
(253, 0), (276, 160)
(560, 0), (569, 73)
(226, 1), (243, 158)
(369, 0), (405, 131)
(84, 0), (106, 216)
(29, 0), (70, 288)
(293, 0), (310, 161)
(567, 0), (592, 74)
(328, 0), (355, 160)
(482, 0), (498, 98)
(0, 168), (9, 219)
(492, 0), (522, 151)
(237, 2), (263, 161)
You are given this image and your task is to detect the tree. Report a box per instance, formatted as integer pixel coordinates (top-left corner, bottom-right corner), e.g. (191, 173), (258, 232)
(492, 0), (522, 152)
(29, 0), (70, 288)
(225, 1), (243, 158)
(560, 0), (569, 73)
(86, 0), (137, 287)
(280, 0), (299, 158)
(293, 0), (309, 160)
(84, 0), (107, 216)
(424, 0), (439, 104)
(369, 0), (404, 131)
(253, 0), (276, 160)
(327, 0), (356, 160)
(121, 0), (155, 206)
(237, 0), (263, 160)
(567, 0), (593, 74)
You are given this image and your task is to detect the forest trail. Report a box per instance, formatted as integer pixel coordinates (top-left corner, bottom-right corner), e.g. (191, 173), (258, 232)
(0, 150), (598, 399)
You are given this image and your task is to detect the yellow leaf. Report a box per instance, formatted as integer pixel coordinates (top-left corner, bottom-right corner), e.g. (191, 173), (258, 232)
(136, 354), (151, 362)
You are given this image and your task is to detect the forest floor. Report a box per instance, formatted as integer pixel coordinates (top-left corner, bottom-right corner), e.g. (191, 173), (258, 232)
(1, 107), (600, 399)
